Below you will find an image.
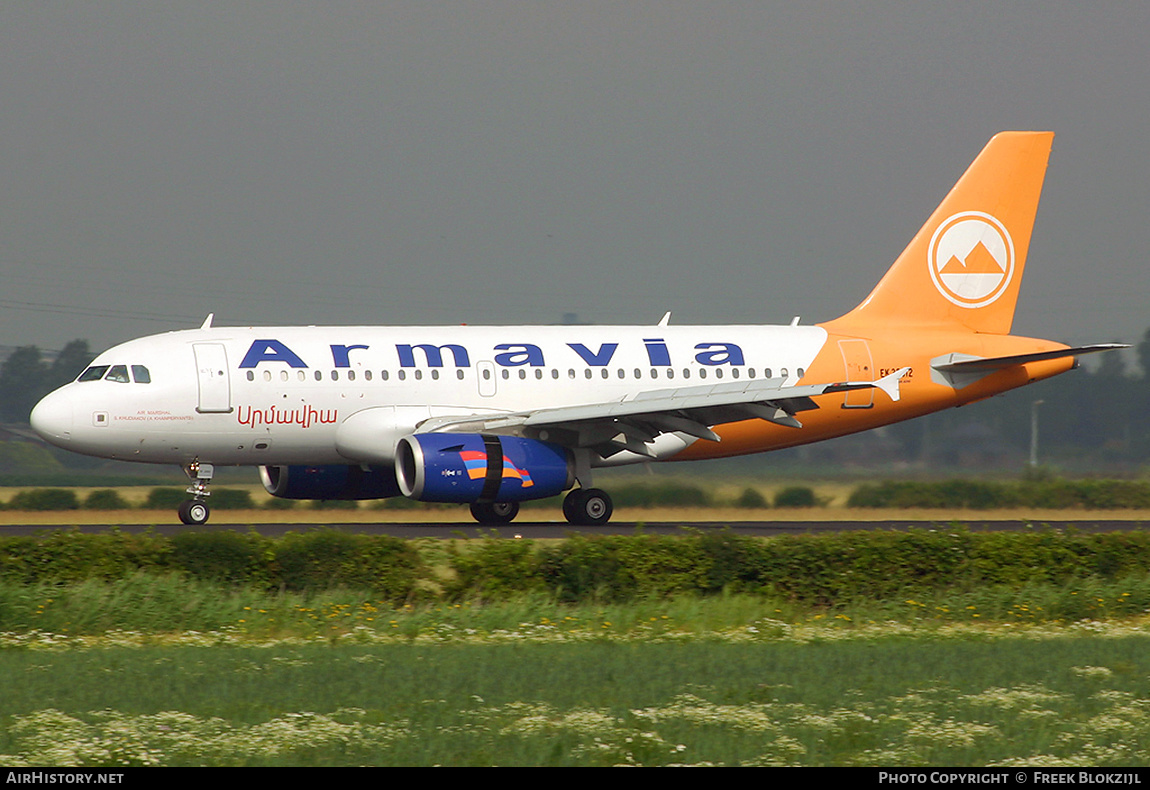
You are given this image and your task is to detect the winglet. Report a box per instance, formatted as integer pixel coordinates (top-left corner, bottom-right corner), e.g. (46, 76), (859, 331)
(200, 313), (214, 330)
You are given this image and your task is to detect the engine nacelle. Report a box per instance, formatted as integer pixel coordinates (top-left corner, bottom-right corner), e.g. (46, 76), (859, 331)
(396, 433), (574, 503)
(259, 464), (401, 500)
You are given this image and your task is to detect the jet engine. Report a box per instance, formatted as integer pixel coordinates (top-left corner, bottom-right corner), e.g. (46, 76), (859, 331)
(396, 433), (573, 503)
(259, 464), (402, 500)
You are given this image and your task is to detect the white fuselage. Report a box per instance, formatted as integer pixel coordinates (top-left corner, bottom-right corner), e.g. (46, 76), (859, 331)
(31, 323), (829, 469)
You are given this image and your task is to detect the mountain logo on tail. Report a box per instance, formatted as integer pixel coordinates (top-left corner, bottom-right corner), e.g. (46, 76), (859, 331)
(928, 211), (1015, 308)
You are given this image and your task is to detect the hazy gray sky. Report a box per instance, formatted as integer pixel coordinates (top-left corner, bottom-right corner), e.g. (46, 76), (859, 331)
(2, 2), (1147, 355)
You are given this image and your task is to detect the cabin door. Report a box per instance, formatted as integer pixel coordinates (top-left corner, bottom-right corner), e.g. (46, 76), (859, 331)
(193, 343), (233, 413)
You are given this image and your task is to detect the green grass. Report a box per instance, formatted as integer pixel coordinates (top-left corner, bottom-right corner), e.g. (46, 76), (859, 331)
(3, 636), (1150, 765)
(5, 575), (1150, 765)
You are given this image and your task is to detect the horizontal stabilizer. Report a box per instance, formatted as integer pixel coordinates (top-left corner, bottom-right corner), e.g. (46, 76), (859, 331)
(933, 344), (1128, 374)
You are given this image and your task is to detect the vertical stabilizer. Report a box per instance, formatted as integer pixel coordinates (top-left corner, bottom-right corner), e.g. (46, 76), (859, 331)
(827, 131), (1054, 335)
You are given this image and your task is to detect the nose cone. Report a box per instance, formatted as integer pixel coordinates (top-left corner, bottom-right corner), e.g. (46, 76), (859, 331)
(30, 389), (74, 446)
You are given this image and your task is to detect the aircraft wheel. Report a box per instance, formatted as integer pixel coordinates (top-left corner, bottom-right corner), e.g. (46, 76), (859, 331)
(470, 501), (520, 525)
(562, 489), (581, 523)
(564, 488), (613, 526)
(178, 500), (210, 526)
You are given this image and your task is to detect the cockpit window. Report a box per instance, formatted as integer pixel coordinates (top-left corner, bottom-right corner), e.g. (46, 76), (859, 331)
(77, 364), (152, 383)
(78, 365), (110, 382)
(105, 365), (131, 383)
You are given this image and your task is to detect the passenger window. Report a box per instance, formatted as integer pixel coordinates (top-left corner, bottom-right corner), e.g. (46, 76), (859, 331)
(131, 365), (151, 384)
(105, 365), (130, 383)
(78, 366), (110, 382)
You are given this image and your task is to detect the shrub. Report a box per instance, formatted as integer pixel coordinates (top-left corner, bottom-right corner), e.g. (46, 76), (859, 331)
(272, 530), (421, 600)
(83, 489), (130, 510)
(847, 478), (1150, 510)
(446, 538), (544, 599)
(734, 487), (768, 508)
(170, 531), (270, 585)
(774, 486), (817, 508)
(146, 488), (187, 510)
(0, 530), (170, 584)
(7, 489), (79, 511)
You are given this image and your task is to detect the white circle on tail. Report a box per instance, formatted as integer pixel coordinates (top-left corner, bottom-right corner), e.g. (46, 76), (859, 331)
(928, 211), (1015, 308)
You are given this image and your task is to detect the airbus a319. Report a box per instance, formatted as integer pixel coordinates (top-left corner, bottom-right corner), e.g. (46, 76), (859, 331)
(30, 132), (1122, 525)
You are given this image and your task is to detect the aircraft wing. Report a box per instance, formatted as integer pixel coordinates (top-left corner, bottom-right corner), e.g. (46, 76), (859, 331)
(417, 367), (909, 458)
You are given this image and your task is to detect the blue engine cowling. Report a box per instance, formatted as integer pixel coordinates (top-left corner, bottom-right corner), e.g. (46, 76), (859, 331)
(259, 464), (401, 500)
(396, 434), (574, 503)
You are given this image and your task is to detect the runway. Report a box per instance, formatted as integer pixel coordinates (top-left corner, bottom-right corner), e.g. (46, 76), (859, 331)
(2, 519), (1149, 538)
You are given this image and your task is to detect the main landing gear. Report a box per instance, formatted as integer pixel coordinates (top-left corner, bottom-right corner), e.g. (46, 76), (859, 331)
(466, 488), (615, 526)
(563, 488), (613, 526)
(179, 461), (214, 526)
(470, 501), (520, 525)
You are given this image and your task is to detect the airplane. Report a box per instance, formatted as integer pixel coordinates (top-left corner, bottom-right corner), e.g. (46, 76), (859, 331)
(29, 131), (1124, 526)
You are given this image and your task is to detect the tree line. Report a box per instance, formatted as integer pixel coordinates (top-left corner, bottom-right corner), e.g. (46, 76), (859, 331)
(0, 341), (94, 423)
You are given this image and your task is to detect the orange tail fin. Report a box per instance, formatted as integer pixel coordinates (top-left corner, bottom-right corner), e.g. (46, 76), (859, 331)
(826, 131), (1054, 335)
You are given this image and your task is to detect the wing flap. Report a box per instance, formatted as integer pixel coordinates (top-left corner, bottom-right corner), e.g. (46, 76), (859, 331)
(415, 367), (909, 456)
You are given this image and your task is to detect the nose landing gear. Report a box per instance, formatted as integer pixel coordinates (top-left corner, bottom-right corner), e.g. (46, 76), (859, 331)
(179, 461), (214, 525)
